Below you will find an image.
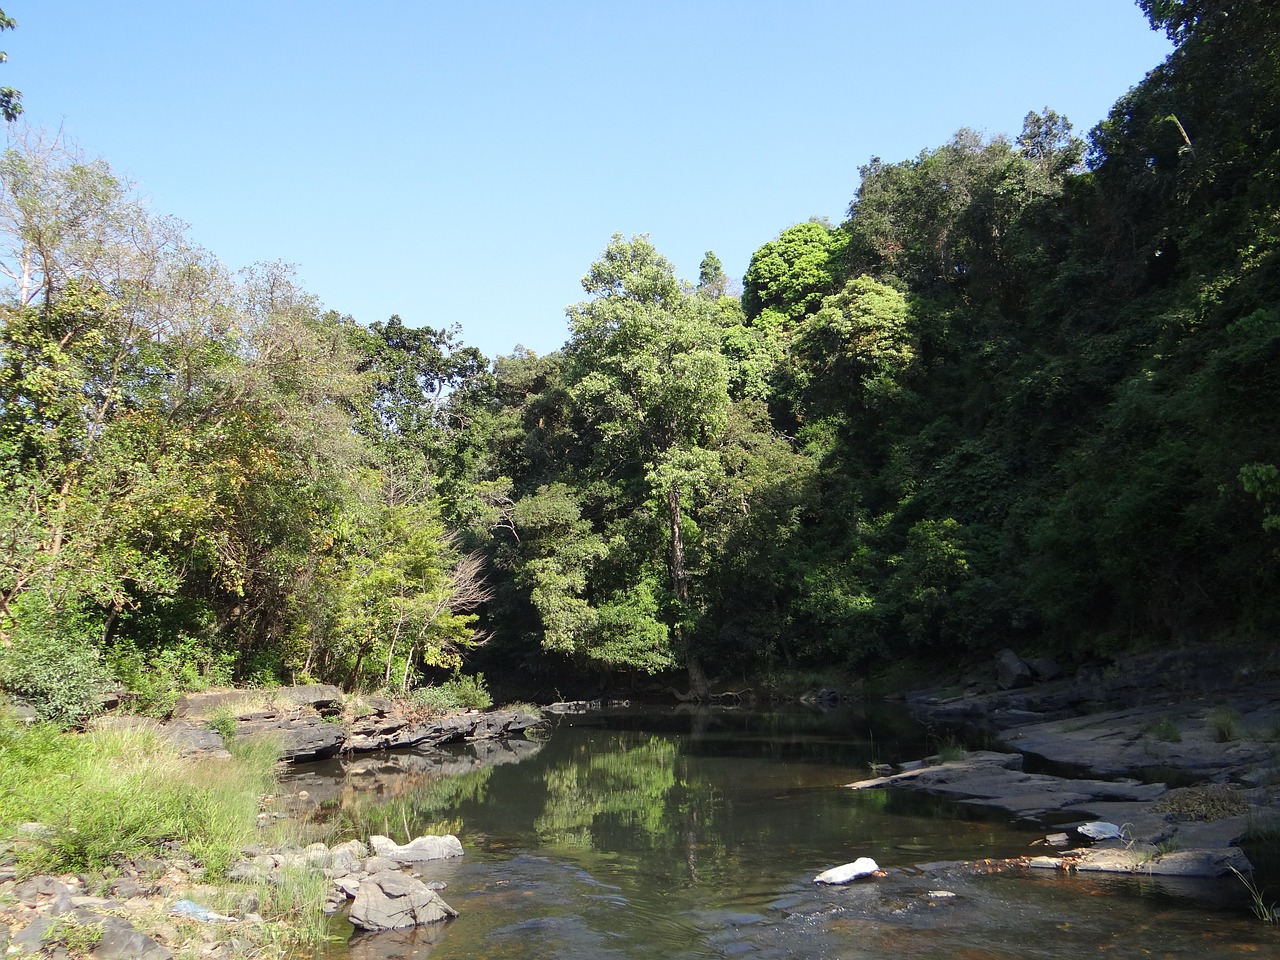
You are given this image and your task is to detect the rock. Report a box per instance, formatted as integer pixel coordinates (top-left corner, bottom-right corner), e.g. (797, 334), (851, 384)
(368, 834), (464, 863)
(172, 684), (344, 719)
(159, 721), (230, 758)
(1025, 657), (1063, 681)
(12, 913), (171, 960)
(14, 874), (71, 905)
(233, 712), (345, 761)
(348, 870), (458, 931)
(1072, 846), (1251, 877)
(814, 857), (879, 884)
(1076, 821), (1124, 841)
(92, 916), (174, 960)
(995, 649), (1033, 690)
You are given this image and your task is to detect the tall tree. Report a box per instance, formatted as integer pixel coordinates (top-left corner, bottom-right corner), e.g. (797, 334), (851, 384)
(562, 235), (731, 696)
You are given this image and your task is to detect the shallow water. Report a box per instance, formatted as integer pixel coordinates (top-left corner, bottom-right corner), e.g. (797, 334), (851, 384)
(285, 705), (1280, 959)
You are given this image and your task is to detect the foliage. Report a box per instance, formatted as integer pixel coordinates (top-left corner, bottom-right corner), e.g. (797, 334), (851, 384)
(0, 9), (20, 122)
(0, 593), (112, 728)
(406, 672), (493, 714)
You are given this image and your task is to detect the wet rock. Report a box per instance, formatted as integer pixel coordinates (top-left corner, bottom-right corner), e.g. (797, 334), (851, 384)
(814, 857), (879, 884)
(348, 870), (458, 931)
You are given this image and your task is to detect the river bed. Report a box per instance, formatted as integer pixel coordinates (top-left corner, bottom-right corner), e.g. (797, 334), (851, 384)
(283, 705), (1280, 958)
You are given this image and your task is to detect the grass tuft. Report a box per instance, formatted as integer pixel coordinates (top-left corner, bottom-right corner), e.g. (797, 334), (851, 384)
(1207, 707), (1244, 742)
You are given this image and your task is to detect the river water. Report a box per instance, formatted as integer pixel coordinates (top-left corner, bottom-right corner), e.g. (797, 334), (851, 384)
(284, 705), (1280, 959)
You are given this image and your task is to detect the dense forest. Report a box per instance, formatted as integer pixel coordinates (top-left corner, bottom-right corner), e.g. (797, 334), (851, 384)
(1, 0), (1276, 723)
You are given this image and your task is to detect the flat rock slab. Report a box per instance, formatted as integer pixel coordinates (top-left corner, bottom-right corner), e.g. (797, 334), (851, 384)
(1000, 704), (1278, 783)
(848, 751), (1166, 824)
(172, 684), (344, 719)
(1069, 846), (1251, 877)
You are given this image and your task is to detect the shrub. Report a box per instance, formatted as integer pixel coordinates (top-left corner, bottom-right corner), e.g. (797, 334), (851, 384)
(0, 595), (112, 728)
(106, 634), (235, 717)
(406, 673), (492, 715)
(1142, 716), (1183, 743)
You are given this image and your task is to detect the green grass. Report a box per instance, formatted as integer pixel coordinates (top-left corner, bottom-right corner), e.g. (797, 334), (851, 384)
(1142, 716), (1183, 743)
(1207, 707), (1244, 742)
(0, 715), (279, 879)
(1231, 866), (1280, 924)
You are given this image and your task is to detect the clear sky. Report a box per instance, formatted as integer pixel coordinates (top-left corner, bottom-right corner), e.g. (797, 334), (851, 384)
(6, 2), (1171, 361)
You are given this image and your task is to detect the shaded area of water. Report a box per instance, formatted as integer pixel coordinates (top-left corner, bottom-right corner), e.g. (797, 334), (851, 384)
(286, 704), (1280, 958)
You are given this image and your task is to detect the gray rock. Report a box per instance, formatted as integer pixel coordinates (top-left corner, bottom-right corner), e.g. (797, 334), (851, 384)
(995, 649), (1033, 690)
(159, 721), (229, 758)
(14, 875), (71, 905)
(1025, 656), (1063, 681)
(233, 712), (345, 761)
(368, 834), (464, 863)
(11, 913), (171, 960)
(92, 916), (173, 960)
(348, 870), (458, 931)
(172, 684), (344, 719)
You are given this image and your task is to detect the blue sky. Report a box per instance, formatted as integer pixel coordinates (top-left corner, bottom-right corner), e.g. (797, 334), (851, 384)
(6, 2), (1171, 361)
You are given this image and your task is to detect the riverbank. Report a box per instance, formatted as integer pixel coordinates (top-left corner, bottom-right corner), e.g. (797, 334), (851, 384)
(859, 642), (1280, 883)
(0, 699), (544, 958)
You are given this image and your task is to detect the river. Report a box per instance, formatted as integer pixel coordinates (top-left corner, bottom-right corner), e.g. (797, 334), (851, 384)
(283, 704), (1280, 958)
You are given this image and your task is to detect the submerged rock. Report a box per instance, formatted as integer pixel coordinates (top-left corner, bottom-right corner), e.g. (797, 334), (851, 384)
(814, 857), (879, 884)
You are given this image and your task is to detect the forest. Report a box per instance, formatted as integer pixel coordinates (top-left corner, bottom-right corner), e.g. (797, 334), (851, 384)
(1, 0), (1277, 724)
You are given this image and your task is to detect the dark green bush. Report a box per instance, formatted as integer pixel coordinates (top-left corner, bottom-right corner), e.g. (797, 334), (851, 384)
(0, 595), (112, 728)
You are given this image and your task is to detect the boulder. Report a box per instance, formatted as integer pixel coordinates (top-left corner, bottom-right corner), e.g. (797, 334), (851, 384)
(368, 834), (464, 863)
(995, 649), (1033, 690)
(348, 870), (458, 931)
(814, 857), (879, 884)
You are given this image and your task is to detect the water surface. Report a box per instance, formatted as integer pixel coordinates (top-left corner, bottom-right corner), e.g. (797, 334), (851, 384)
(286, 705), (1280, 959)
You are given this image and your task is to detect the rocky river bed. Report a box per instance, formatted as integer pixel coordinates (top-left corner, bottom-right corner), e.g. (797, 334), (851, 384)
(878, 642), (1280, 882)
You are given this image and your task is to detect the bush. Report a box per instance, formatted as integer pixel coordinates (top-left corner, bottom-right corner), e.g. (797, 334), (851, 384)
(107, 634), (236, 717)
(0, 595), (112, 728)
(406, 673), (492, 715)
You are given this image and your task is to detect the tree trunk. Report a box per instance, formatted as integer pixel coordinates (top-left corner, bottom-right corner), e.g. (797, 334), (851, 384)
(667, 484), (710, 701)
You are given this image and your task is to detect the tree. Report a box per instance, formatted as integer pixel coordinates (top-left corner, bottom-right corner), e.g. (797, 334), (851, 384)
(563, 235), (731, 695)
(697, 250), (729, 299)
(0, 9), (20, 122)
(795, 275), (917, 416)
(741, 220), (845, 326)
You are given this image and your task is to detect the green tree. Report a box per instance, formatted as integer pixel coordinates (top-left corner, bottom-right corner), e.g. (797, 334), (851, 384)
(0, 9), (20, 122)
(564, 235), (731, 695)
(741, 220), (845, 327)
